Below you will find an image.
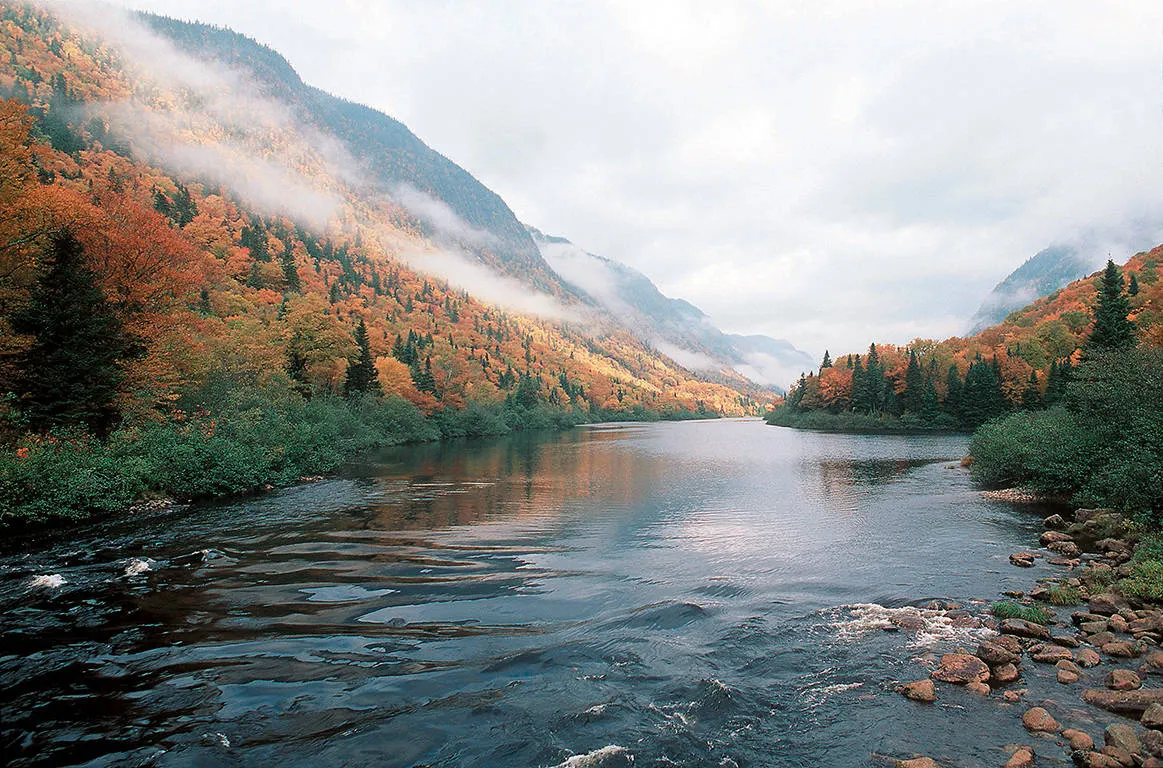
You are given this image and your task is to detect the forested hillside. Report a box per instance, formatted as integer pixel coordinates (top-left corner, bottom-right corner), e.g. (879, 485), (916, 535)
(0, 2), (760, 524)
(771, 247), (1162, 432)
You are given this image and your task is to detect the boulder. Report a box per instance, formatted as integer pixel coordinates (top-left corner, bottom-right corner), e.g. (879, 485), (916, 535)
(1109, 615), (1130, 634)
(1002, 690), (1025, 703)
(1004, 747), (1035, 768)
(1075, 508), (1112, 523)
(1058, 659), (1083, 684)
(1001, 619), (1052, 640)
(1045, 513), (1067, 529)
(1144, 651), (1163, 673)
(1076, 612), (1112, 626)
(1082, 688), (1163, 714)
(978, 640), (1021, 666)
(1082, 621), (1111, 635)
(899, 679), (937, 702)
(1105, 723), (1141, 756)
(1083, 753), (1124, 768)
(1053, 634), (1082, 648)
(896, 759), (941, 768)
(1041, 530), (1075, 545)
(1096, 538), (1133, 555)
(993, 663), (1021, 684)
(1032, 644), (1074, 663)
(1100, 745), (1134, 766)
(1142, 703), (1163, 729)
(1143, 729), (1163, 758)
(1104, 642), (1143, 659)
(1091, 632), (1118, 648)
(1091, 594), (1124, 616)
(1062, 728), (1095, 751)
(1011, 552), (1037, 567)
(1106, 669), (1143, 691)
(1048, 541), (1082, 557)
(931, 653), (990, 684)
(966, 681), (990, 695)
(1076, 648), (1103, 668)
(993, 634), (1025, 654)
(1021, 706), (1060, 733)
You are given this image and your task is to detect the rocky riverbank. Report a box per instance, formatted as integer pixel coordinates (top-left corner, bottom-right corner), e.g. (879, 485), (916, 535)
(892, 507), (1163, 768)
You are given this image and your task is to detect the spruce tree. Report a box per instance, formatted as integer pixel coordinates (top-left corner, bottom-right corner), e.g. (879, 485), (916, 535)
(280, 243), (301, 293)
(820, 350), (832, 369)
(902, 350), (924, 413)
(1129, 273), (1140, 297)
(12, 233), (139, 436)
(1087, 259), (1136, 351)
(343, 319), (381, 397)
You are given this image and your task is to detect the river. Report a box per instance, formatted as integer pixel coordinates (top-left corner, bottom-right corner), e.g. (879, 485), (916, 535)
(1, 419), (1076, 767)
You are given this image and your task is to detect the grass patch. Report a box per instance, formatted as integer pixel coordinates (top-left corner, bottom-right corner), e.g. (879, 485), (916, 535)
(991, 601), (1052, 624)
(1040, 584), (1083, 606)
(1118, 560), (1163, 602)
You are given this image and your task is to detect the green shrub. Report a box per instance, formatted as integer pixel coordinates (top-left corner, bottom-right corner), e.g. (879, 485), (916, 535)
(1040, 584), (1083, 606)
(1118, 560), (1163, 601)
(991, 601), (1052, 624)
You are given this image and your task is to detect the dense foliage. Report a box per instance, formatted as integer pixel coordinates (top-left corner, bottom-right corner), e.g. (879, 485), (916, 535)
(0, 5), (761, 526)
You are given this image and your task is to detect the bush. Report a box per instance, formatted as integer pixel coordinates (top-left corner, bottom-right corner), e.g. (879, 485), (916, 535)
(1039, 584), (1083, 606)
(991, 601), (1052, 624)
(1119, 560), (1163, 601)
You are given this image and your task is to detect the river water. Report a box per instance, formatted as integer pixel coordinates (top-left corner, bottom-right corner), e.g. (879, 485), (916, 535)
(1, 419), (1076, 767)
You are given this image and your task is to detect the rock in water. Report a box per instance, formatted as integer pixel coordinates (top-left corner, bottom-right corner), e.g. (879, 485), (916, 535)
(895, 759), (942, 768)
(1062, 729), (1095, 751)
(1004, 747), (1035, 768)
(1105, 723), (1141, 755)
(1021, 706), (1060, 733)
(1083, 688), (1163, 714)
(1142, 703), (1163, 729)
(898, 680), (937, 702)
(1106, 669), (1144, 691)
(978, 641), (1020, 666)
(1000, 619), (1051, 640)
(993, 663), (1021, 684)
(930, 653), (990, 684)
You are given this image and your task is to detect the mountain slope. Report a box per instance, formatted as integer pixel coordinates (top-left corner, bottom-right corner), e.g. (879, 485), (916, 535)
(968, 244), (1093, 333)
(530, 228), (813, 389)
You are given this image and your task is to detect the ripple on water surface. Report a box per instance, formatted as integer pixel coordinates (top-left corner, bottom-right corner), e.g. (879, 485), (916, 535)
(0, 421), (1067, 767)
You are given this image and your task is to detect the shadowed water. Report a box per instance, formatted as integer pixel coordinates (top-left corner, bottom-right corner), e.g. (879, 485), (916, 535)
(1, 419), (1075, 767)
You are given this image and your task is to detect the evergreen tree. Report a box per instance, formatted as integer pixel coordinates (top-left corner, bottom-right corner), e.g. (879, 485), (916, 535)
(1129, 273), (1140, 297)
(1087, 259), (1136, 351)
(820, 350), (832, 369)
(1021, 371), (1044, 410)
(944, 365), (963, 423)
(280, 243), (301, 293)
(343, 319), (381, 397)
(12, 234), (140, 436)
(1045, 359), (1072, 406)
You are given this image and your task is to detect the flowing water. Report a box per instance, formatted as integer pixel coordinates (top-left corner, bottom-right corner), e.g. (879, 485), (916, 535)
(1, 419), (1079, 767)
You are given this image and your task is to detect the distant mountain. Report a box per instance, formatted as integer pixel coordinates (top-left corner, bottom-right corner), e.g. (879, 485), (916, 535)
(967, 245), (1093, 333)
(530, 228), (813, 390)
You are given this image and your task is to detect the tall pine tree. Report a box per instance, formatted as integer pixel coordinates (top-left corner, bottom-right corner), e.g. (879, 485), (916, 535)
(343, 319), (381, 397)
(12, 233), (139, 436)
(1086, 259), (1136, 351)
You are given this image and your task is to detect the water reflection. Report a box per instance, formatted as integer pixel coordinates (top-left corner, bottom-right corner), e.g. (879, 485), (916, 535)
(1, 420), (1064, 768)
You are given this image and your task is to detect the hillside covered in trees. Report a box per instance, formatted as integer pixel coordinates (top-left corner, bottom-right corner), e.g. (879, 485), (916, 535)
(0, 3), (763, 524)
(770, 247), (1162, 432)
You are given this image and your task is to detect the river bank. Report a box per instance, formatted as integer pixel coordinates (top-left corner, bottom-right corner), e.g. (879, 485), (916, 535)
(890, 503), (1163, 768)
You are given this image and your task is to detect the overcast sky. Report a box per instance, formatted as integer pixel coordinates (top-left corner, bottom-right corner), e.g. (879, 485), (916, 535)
(107, 0), (1163, 356)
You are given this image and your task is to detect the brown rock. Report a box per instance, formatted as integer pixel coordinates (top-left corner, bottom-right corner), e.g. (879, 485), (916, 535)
(1143, 758), (1163, 768)
(1083, 621), (1111, 635)
(978, 640), (1021, 666)
(966, 681), (990, 695)
(1104, 642), (1143, 659)
(931, 653), (990, 684)
(1001, 619), (1052, 640)
(1011, 552), (1037, 567)
(1048, 541), (1082, 557)
(1058, 667), (1082, 684)
(1091, 632), (1118, 647)
(993, 663), (1021, 684)
(1091, 594), (1125, 616)
(1143, 729), (1163, 758)
(1021, 706), (1060, 733)
(1041, 530), (1074, 545)
(1100, 745), (1134, 766)
(1132, 617), (1163, 636)
(1062, 728), (1095, 751)
(1105, 723), (1140, 756)
(1145, 651), (1163, 673)
(1082, 688), (1163, 714)
(1083, 753), (1123, 768)
(1106, 669), (1144, 691)
(1142, 703), (1163, 729)
(993, 634), (1025, 654)
(1076, 648), (1103, 668)
(1109, 615), (1130, 634)
(1053, 634), (1082, 648)
(899, 679), (937, 702)
(896, 759), (942, 768)
(1032, 644), (1074, 663)
(1004, 747), (1035, 768)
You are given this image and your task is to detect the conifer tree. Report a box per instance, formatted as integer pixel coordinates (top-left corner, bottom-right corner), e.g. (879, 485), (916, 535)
(1129, 273), (1140, 297)
(902, 350), (924, 413)
(12, 233), (139, 436)
(280, 244), (301, 293)
(1087, 259), (1136, 351)
(343, 319), (381, 397)
(820, 350), (832, 369)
